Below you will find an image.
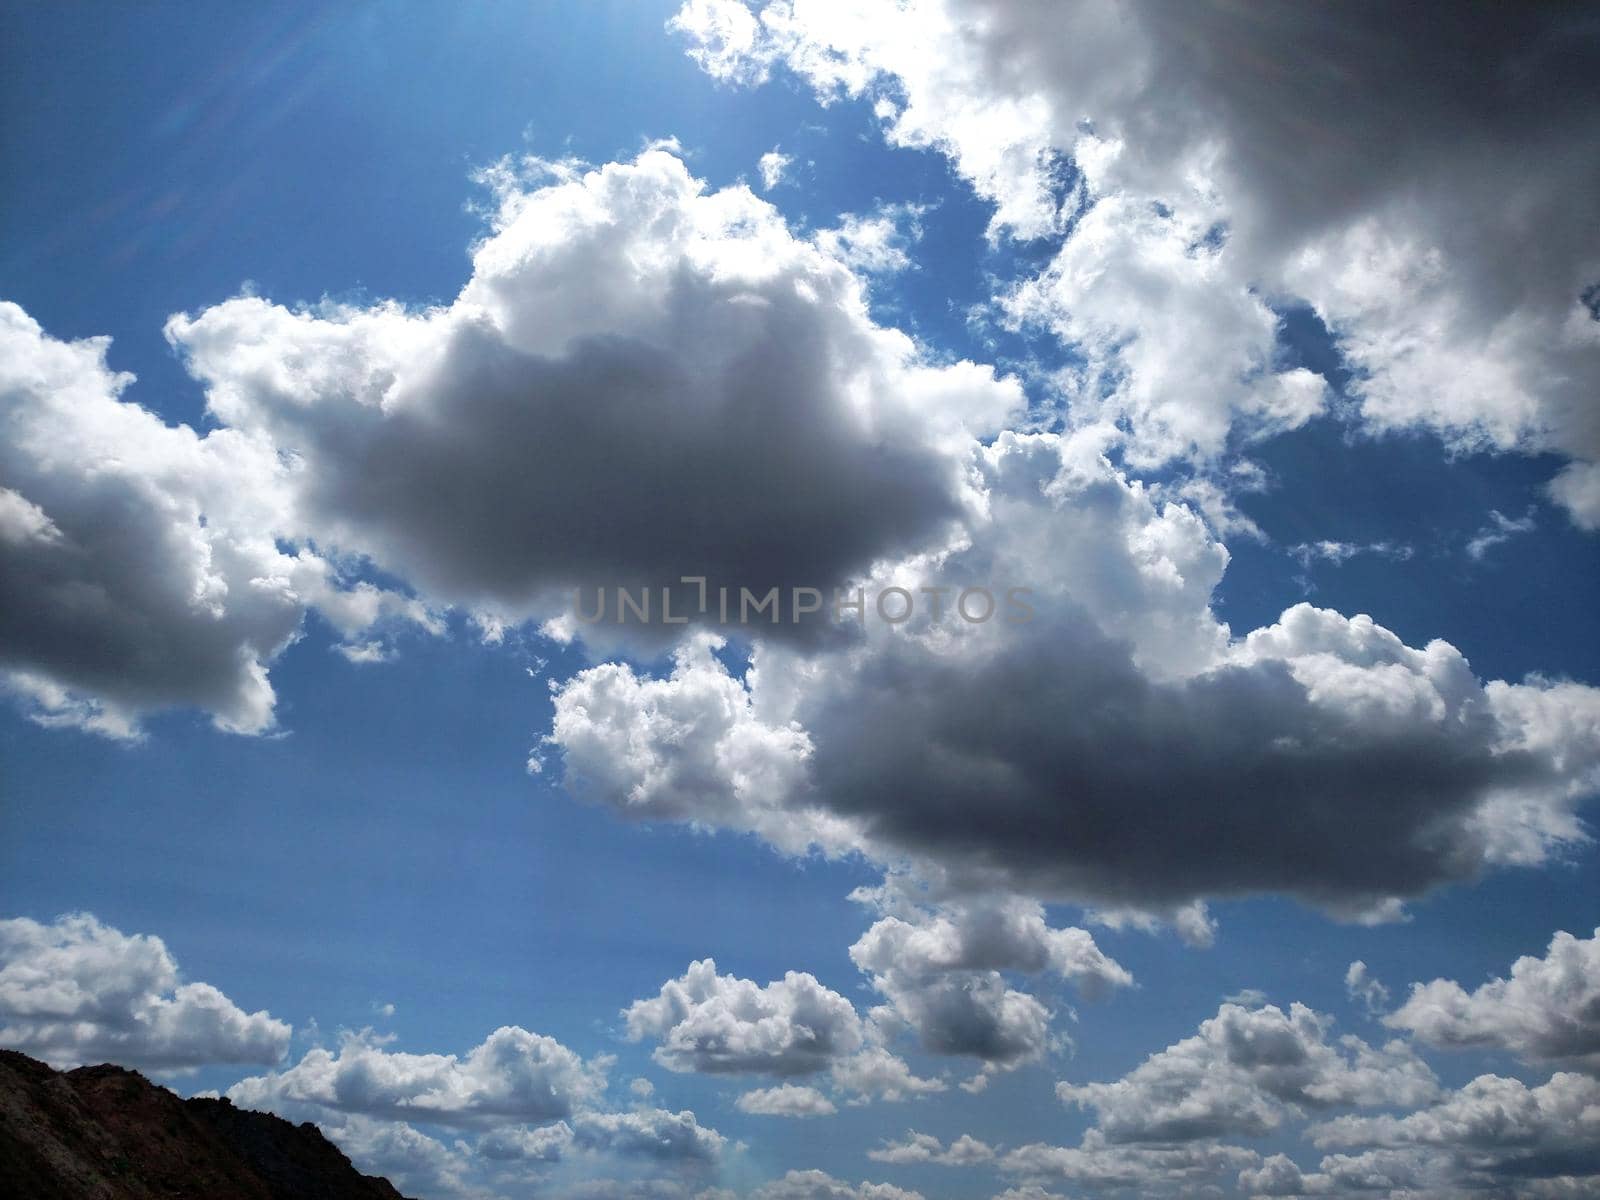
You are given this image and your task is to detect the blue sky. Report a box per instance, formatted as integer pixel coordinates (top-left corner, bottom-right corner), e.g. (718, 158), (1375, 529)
(3, 4), (1599, 1199)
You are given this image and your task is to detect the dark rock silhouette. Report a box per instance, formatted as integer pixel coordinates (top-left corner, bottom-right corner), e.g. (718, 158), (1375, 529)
(0, 1049), (413, 1199)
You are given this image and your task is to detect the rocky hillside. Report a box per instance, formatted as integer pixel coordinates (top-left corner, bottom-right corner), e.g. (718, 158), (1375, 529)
(0, 1049), (413, 1200)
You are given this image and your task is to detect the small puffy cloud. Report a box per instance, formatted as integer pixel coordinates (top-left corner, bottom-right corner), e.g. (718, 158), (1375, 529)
(847, 897), (1127, 1069)
(850, 895), (1133, 996)
(870, 971), (1051, 1069)
(1466, 509), (1537, 561)
(226, 1024), (607, 1127)
(623, 958), (865, 1077)
(752, 1169), (924, 1200)
(0, 913), (290, 1070)
(828, 1047), (945, 1103)
(572, 1108), (726, 1164)
(757, 147), (792, 190)
(736, 1084), (837, 1117)
(999, 1133), (1260, 1195)
(812, 204), (926, 276)
(1384, 926), (1600, 1072)
(1344, 962), (1389, 1016)
(869, 1130), (994, 1165)
(1057, 1001), (1438, 1144)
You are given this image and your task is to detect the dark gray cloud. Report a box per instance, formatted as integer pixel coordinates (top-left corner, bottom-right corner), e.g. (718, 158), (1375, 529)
(621, 958), (950, 1106)
(622, 958), (866, 1077)
(1057, 1001), (1438, 1145)
(868, 1130), (994, 1166)
(827, 1046), (945, 1103)
(796, 602), (1556, 912)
